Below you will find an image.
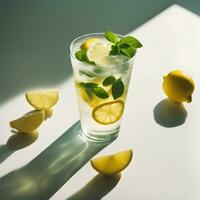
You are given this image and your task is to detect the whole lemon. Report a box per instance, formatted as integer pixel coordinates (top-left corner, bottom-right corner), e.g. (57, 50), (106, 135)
(162, 70), (195, 103)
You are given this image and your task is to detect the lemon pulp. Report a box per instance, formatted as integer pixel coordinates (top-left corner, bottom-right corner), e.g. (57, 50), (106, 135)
(92, 100), (124, 125)
(10, 110), (45, 133)
(81, 38), (99, 50)
(26, 90), (59, 110)
(87, 41), (112, 66)
(90, 149), (133, 176)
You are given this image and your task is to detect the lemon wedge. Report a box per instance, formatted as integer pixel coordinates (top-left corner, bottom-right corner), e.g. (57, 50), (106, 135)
(81, 38), (99, 50)
(10, 110), (45, 133)
(87, 41), (111, 66)
(90, 149), (133, 176)
(163, 70), (195, 103)
(92, 100), (124, 125)
(26, 91), (59, 110)
(44, 108), (53, 120)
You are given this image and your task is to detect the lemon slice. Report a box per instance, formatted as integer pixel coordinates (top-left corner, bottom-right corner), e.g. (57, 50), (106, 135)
(163, 70), (195, 103)
(10, 110), (45, 133)
(26, 91), (59, 110)
(87, 41), (111, 66)
(81, 38), (99, 50)
(90, 149), (133, 176)
(92, 100), (124, 125)
(44, 108), (53, 120)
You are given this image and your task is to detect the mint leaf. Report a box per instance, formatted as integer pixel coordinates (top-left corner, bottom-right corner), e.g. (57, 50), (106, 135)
(84, 88), (93, 100)
(92, 87), (109, 99)
(103, 76), (116, 86)
(105, 31), (119, 44)
(79, 71), (95, 77)
(109, 45), (119, 55)
(104, 31), (142, 58)
(79, 82), (85, 87)
(119, 36), (142, 48)
(111, 78), (124, 99)
(84, 82), (98, 89)
(88, 61), (96, 65)
(120, 47), (136, 58)
(75, 49), (95, 65)
(75, 50), (87, 61)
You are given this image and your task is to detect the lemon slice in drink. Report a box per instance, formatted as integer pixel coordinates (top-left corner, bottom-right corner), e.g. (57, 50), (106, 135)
(10, 110), (45, 134)
(90, 149), (133, 176)
(87, 41), (111, 66)
(92, 100), (124, 125)
(81, 38), (99, 50)
(26, 91), (59, 110)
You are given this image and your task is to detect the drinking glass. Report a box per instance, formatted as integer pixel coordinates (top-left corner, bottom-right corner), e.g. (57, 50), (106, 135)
(70, 33), (134, 142)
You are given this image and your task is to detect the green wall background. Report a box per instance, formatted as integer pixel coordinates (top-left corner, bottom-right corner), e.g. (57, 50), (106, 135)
(0, 0), (199, 103)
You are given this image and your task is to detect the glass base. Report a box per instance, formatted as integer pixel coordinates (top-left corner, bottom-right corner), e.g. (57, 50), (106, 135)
(80, 126), (120, 143)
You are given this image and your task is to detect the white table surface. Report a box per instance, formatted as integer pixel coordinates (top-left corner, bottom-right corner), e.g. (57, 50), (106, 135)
(1, 5), (200, 200)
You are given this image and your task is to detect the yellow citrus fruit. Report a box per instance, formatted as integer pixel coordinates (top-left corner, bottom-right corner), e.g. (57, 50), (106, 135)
(44, 108), (53, 120)
(26, 90), (59, 110)
(90, 149), (133, 176)
(81, 38), (99, 50)
(162, 70), (195, 103)
(87, 41), (111, 66)
(10, 110), (45, 134)
(92, 100), (124, 125)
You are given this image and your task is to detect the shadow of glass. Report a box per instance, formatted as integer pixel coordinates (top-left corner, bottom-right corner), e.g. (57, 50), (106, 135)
(67, 174), (121, 200)
(0, 121), (113, 200)
(153, 98), (187, 127)
(0, 145), (14, 164)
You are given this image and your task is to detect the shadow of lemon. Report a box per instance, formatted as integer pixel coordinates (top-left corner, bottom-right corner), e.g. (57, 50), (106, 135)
(153, 98), (187, 128)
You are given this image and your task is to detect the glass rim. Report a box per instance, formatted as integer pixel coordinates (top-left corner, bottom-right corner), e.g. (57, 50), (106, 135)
(69, 32), (135, 68)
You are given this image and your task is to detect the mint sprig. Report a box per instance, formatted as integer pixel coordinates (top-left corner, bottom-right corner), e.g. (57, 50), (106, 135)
(93, 87), (109, 99)
(80, 82), (109, 99)
(111, 78), (124, 99)
(104, 31), (142, 58)
(119, 36), (142, 48)
(103, 75), (116, 86)
(105, 31), (119, 44)
(75, 50), (95, 65)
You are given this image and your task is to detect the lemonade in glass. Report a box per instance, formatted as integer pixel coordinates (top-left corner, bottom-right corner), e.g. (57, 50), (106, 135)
(70, 32), (142, 141)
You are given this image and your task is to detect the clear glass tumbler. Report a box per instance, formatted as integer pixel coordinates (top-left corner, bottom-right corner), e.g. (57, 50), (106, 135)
(70, 33), (134, 142)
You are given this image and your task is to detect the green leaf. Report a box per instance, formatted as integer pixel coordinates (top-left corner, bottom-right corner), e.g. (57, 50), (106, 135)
(103, 76), (116, 86)
(94, 67), (104, 74)
(79, 82), (85, 87)
(88, 61), (96, 65)
(75, 50), (95, 65)
(84, 88), (93, 100)
(105, 31), (119, 44)
(75, 50), (87, 61)
(84, 82), (98, 89)
(109, 45), (119, 55)
(119, 43), (129, 49)
(92, 87), (109, 99)
(120, 47), (136, 58)
(79, 71), (95, 77)
(111, 79), (124, 99)
(119, 36), (142, 48)
(105, 32), (142, 58)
